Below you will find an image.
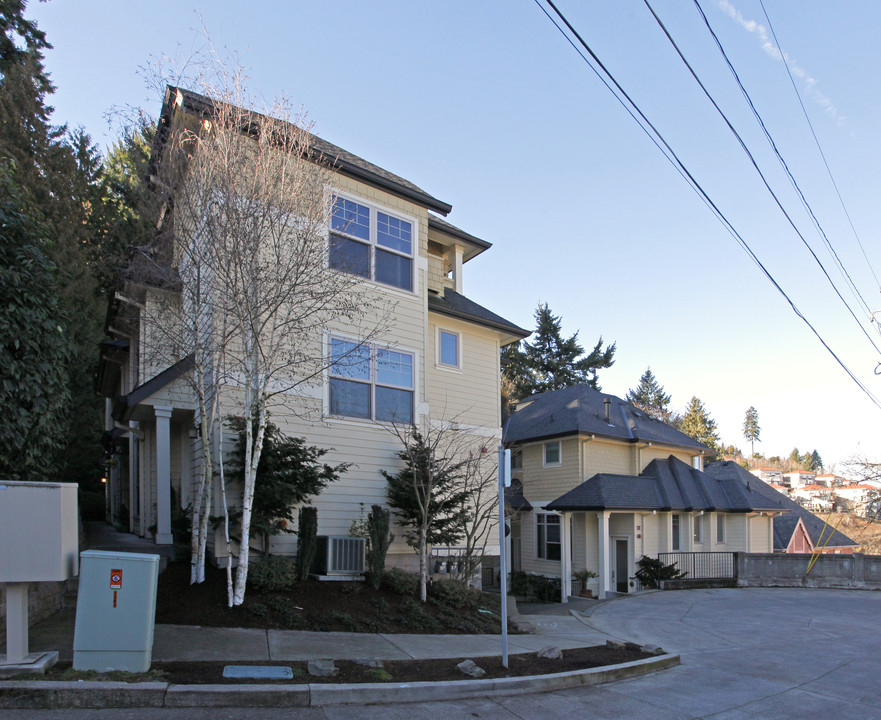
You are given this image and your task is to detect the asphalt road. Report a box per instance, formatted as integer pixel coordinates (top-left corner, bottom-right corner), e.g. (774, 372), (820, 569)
(5, 587), (880, 719)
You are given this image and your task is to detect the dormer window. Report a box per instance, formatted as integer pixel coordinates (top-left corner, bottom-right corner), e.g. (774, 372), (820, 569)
(330, 196), (413, 291)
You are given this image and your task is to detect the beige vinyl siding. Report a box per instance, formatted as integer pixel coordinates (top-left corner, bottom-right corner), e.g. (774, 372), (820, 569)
(583, 438), (632, 479)
(571, 514), (587, 573)
(427, 317), (500, 431)
(581, 512), (600, 575)
(519, 508), (563, 576)
(642, 513), (662, 558)
(637, 446), (695, 473)
(520, 438), (580, 503)
(750, 515), (773, 553)
(427, 250), (445, 294)
(727, 514), (747, 550)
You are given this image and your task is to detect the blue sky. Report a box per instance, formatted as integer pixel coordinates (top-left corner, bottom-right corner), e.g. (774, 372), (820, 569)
(27, 0), (881, 469)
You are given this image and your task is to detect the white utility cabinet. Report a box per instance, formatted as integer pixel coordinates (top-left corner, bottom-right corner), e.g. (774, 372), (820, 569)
(73, 550), (160, 672)
(0, 481), (78, 668)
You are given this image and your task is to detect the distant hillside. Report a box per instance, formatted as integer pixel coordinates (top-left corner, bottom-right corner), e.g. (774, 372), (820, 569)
(824, 513), (881, 554)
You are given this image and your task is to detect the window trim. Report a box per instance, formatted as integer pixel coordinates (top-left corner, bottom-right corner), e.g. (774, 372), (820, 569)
(437, 328), (461, 369)
(543, 441), (562, 467)
(327, 335), (416, 424)
(536, 512), (562, 561)
(329, 193), (417, 293)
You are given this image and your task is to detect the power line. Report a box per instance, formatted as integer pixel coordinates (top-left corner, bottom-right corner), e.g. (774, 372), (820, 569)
(691, 0), (877, 327)
(758, 0), (881, 295)
(641, 0), (881, 359)
(534, 0), (881, 412)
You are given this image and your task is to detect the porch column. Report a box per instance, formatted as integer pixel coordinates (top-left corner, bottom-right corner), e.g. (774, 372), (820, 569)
(154, 406), (174, 545)
(597, 510), (610, 600)
(560, 512), (571, 604)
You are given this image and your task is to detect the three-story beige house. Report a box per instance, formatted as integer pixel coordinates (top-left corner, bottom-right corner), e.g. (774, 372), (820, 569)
(96, 86), (528, 570)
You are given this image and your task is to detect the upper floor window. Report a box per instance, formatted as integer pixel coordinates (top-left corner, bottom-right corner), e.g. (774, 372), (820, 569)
(438, 330), (460, 368)
(543, 441), (561, 467)
(329, 337), (414, 424)
(329, 197), (413, 291)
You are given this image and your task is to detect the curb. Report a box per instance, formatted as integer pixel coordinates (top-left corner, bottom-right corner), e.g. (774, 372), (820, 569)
(0, 654), (679, 709)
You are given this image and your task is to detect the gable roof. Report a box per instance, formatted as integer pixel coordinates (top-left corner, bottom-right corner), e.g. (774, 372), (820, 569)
(545, 456), (784, 513)
(704, 461), (858, 550)
(112, 354), (195, 422)
(428, 289), (530, 343)
(158, 86), (452, 215)
(504, 384), (708, 451)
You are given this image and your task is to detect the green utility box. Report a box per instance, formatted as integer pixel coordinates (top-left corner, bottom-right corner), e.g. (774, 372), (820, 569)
(73, 551), (160, 672)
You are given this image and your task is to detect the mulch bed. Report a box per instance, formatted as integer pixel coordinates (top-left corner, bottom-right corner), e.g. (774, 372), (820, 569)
(155, 562), (508, 634)
(42, 646), (651, 685)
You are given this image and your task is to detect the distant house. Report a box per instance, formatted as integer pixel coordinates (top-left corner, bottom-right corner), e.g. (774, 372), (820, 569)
(816, 473), (848, 487)
(834, 484), (878, 513)
(783, 470), (816, 489)
(503, 386), (785, 600)
(751, 467), (783, 483)
(705, 462), (858, 554)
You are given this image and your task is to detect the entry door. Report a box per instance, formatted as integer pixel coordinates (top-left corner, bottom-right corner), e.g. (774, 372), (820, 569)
(613, 539), (628, 593)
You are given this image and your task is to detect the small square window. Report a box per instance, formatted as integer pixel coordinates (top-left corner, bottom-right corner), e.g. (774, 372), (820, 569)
(439, 330), (459, 367)
(544, 442), (561, 466)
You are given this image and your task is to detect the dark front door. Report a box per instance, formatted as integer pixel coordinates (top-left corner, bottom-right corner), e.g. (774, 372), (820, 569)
(615, 539), (628, 593)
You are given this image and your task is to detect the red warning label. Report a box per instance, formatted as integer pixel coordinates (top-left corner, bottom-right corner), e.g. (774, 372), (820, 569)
(110, 569), (122, 590)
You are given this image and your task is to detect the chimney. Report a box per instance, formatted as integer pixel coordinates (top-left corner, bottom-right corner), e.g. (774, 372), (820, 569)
(603, 398), (611, 424)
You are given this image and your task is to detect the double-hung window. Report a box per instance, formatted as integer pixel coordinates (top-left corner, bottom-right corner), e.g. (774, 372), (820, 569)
(329, 338), (414, 423)
(329, 197), (413, 291)
(438, 330), (460, 368)
(536, 513), (561, 561)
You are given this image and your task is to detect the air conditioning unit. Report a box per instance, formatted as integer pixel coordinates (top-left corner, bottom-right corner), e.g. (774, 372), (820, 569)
(314, 536), (365, 576)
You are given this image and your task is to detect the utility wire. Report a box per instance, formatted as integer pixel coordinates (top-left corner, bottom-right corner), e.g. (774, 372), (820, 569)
(535, 0), (881, 411)
(758, 0), (881, 294)
(691, 0), (877, 326)
(642, 0), (881, 359)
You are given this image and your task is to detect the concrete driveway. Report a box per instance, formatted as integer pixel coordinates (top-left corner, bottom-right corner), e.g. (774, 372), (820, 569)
(569, 587), (881, 718)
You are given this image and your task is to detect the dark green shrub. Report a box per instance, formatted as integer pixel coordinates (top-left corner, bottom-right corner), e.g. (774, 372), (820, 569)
(296, 507), (318, 581)
(369, 595), (390, 613)
(429, 579), (481, 609)
(381, 567), (420, 596)
(366, 505), (393, 590)
(511, 571), (561, 602)
(248, 555), (297, 592)
(633, 555), (686, 589)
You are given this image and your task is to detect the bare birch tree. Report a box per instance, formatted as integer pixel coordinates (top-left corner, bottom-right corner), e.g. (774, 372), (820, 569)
(141, 60), (391, 605)
(455, 444), (499, 585)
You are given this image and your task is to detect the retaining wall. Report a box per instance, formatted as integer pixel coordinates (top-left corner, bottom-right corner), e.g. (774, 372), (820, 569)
(736, 552), (881, 590)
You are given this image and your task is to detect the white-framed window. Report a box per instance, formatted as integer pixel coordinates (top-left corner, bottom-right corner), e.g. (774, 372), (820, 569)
(672, 514), (681, 551)
(328, 337), (414, 423)
(329, 196), (414, 291)
(716, 514), (725, 544)
(693, 515), (703, 544)
(438, 329), (460, 368)
(543, 441), (561, 467)
(536, 512), (561, 561)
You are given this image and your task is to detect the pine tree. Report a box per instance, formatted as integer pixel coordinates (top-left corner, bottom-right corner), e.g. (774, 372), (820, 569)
(626, 367), (672, 422)
(501, 303), (615, 401)
(742, 406), (761, 457)
(383, 430), (472, 601)
(679, 396), (720, 450)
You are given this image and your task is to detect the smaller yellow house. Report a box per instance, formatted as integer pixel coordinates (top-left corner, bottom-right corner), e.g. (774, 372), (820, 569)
(504, 385), (784, 600)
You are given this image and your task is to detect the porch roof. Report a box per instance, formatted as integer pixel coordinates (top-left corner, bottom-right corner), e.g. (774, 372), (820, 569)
(545, 456), (787, 513)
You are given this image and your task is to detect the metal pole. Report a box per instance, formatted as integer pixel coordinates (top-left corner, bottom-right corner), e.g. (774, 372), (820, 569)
(498, 444), (509, 668)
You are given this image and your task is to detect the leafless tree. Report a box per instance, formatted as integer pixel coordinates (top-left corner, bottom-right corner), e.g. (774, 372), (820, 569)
(139, 57), (392, 605)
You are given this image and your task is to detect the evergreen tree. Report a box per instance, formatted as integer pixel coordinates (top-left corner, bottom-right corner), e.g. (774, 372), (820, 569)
(383, 430), (472, 601)
(808, 450), (823, 473)
(501, 303), (615, 401)
(0, 161), (71, 480)
(227, 416), (347, 554)
(679, 396), (720, 450)
(626, 366), (672, 422)
(742, 406), (761, 457)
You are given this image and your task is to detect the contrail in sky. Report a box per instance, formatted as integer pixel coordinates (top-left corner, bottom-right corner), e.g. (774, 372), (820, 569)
(718, 0), (843, 125)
